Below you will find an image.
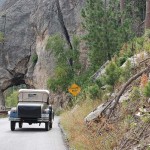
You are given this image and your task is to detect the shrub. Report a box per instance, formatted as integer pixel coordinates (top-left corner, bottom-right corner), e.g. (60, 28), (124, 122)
(87, 84), (101, 99)
(117, 56), (127, 66)
(143, 82), (150, 97)
(129, 87), (141, 101)
(144, 29), (150, 39)
(32, 54), (38, 64)
(47, 65), (74, 92)
(5, 91), (18, 107)
(95, 78), (104, 88)
(141, 114), (150, 123)
(120, 60), (132, 82)
(135, 37), (144, 52)
(103, 61), (121, 87)
(46, 34), (65, 53)
(0, 32), (4, 43)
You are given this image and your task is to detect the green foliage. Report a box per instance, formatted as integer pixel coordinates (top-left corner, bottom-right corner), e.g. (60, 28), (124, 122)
(47, 66), (73, 92)
(129, 87), (141, 101)
(82, 0), (134, 71)
(46, 34), (81, 92)
(143, 82), (150, 98)
(117, 47), (133, 67)
(5, 91), (18, 107)
(87, 84), (101, 99)
(144, 29), (150, 39)
(135, 37), (145, 52)
(55, 109), (65, 116)
(147, 147), (150, 150)
(103, 62), (122, 87)
(95, 61), (123, 89)
(95, 78), (104, 88)
(142, 30), (150, 53)
(124, 115), (134, 125)
(4, 85), (26, 98)
(46, 34), (66, 65)
(0, 32), (4, 43)
(120, 60), (132, 82)
(32, 54), (38, 64)
(133, 35), (150, 53)
(135, 0), (146, 21)
(117, 57), (127, 66)
(141, 114), (150, 123)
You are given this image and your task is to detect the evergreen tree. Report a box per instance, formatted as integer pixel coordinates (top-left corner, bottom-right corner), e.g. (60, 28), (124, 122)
(82, 0), (133, 71)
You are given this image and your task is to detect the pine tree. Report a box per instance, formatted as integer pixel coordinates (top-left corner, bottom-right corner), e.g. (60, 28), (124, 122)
(82, 0), (133, 71)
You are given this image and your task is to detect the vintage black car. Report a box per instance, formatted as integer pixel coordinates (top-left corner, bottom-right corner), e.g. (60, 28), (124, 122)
(8, 89), (54, 131)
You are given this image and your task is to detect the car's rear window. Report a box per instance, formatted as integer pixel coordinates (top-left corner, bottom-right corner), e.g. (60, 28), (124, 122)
(19, 92), (48, 103)
(28, 93), (37, 98)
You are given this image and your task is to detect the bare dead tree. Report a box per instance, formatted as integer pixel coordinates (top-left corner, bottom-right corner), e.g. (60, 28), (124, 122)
(145, 0), (150, 29)
(120, 0), (125, 25)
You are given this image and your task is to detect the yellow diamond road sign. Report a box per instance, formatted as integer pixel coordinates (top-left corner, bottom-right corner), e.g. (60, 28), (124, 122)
(68, 84), (81, 96)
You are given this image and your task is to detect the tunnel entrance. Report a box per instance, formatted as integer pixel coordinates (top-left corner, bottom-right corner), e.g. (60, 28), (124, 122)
(0, 72), (34, 111)
(4, 84), (27, 108)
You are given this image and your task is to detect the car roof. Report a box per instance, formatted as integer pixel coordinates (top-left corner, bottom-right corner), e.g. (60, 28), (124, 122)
(19, 89), (50, 95)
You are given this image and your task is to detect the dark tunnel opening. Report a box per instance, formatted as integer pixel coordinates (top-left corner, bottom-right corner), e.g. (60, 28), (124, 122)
(3, 74), (31, 108)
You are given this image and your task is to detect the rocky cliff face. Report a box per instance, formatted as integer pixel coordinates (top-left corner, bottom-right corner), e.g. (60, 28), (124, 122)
(0, 0), (85, 109)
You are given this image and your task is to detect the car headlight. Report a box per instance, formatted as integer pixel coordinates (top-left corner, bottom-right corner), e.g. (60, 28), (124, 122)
(11, 107), (17, 113)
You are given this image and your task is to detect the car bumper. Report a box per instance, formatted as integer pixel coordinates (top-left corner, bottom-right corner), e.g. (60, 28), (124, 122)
(9, 117), (49, 122)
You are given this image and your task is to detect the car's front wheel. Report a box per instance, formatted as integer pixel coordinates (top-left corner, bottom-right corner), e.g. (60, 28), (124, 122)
(45, 122), (50, 131)
(11, 121), (16, 131)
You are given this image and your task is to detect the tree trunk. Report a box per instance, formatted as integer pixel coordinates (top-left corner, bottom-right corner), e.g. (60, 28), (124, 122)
(145, 0), (150, 29)
(120, 0), (125, 12)
(120, 0), (125, 24)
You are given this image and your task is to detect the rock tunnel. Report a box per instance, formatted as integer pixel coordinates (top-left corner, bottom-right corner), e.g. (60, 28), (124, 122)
(0, 56), (34, 110)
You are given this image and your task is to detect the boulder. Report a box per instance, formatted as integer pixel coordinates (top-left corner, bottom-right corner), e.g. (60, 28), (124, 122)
(121, 52), (148, 68)
(85, 90), (131, 122)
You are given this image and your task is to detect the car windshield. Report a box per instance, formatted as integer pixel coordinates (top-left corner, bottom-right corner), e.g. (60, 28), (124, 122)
(19, 92), (48, 103)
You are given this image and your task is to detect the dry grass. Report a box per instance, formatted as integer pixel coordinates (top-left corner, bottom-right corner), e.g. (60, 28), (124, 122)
(60, 100), (127, 150)
(60, 78), (148, 150)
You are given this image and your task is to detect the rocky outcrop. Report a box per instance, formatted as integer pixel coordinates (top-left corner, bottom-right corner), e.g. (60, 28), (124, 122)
(0, 0), (85, 109)
(121, 52), (149, 69)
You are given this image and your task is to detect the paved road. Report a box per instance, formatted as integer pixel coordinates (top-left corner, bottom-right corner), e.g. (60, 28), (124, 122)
(0, 116), (67, 150)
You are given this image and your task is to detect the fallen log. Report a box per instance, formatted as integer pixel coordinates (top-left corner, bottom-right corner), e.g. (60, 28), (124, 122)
(85, 64), (150, 122)
(106, 65), (150, 118)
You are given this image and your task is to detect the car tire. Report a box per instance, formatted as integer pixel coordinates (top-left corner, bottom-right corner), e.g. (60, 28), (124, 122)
(19, 122), (23, 128)
(45, 122), (50, 131)
(11, 121), (16, 131)
(49, 122), (52, 129)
